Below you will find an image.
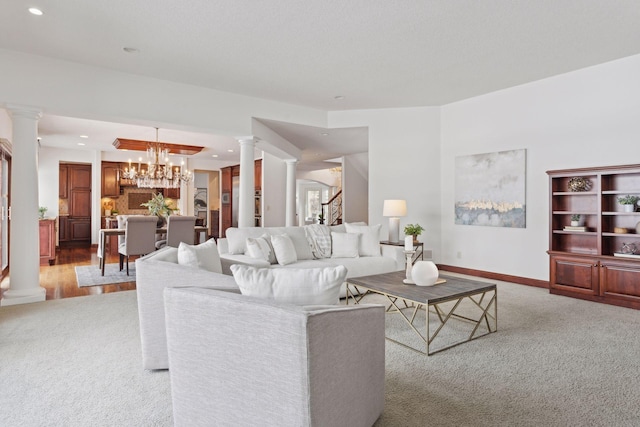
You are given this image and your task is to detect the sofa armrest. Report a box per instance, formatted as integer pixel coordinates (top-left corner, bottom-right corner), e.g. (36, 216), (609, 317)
(135, 258), (239, 370)
(380, 244), (406, 270)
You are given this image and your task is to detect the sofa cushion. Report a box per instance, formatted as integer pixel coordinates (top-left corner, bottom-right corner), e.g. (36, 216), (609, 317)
(271, 234), (298, 265)
(230, 264), (347, 305)
(226, 227), (267, 254)
(225, 227), (313, 260)
(177, 239), (222, 273)
(331, 232), (360, 258)
(345, 223), (382, 257)
(246, 234), (277, 264)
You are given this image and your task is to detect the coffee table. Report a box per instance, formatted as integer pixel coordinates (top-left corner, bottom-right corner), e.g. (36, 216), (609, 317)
(346, 271), (497, 355)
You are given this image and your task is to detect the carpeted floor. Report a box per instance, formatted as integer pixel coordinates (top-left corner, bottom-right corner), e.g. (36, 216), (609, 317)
(2, 276), (640, 426)
(75, 263), (136, 287)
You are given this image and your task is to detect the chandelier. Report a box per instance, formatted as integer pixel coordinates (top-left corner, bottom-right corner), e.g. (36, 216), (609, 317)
(121, 128), (193, 188)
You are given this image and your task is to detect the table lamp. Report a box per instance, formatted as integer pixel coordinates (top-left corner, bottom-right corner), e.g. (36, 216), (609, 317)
(383, 199), (406, 243)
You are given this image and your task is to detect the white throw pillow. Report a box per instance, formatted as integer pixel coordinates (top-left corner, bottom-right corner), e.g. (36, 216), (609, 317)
(230, 264), (347, 305)
(331, 232), (360, 258)
(345, 223), (382, 256)
(270, 234), (298, 265)
(177, 239), (222, 273)
(246, 234), (277, 264)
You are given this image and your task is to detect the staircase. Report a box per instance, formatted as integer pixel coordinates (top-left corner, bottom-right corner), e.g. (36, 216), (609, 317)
(320, 190), (342, 225)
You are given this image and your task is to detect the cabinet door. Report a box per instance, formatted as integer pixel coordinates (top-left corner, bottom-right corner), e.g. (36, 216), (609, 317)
(39, 220), (55, 264)
(600, 260), (640, 306)
(550, 254), (599, 296)
(70, 189), (91, 218)
(59, 165), (68, 199)
(101, 162), (120, 197)
(59, 217), (69, 242)
(69, 165), (91, 190)
(69, 219), (91, 241)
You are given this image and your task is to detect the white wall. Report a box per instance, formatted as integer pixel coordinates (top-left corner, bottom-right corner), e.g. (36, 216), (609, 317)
(0, 109), (11, 141)
(38, 147), (100, 242)
(0, 49), (327, 137)
(342, 154), (368, 223)
(262, 153), (287, 226)
(329, 107), (442, 252)
(440, 54), (640, 281)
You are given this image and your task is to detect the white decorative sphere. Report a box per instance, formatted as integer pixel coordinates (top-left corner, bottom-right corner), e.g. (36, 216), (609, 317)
(412, 261), (439, 286)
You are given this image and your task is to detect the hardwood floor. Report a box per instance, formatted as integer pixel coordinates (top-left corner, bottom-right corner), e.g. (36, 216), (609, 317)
(1, 247), (136, 301)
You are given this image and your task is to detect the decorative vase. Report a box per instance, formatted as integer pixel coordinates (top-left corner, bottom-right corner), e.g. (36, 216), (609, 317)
(571, 221), (579, 227)
(623, 204), (635, 213)
(157, 215), (166, 228)
(411, 261), (439, 286)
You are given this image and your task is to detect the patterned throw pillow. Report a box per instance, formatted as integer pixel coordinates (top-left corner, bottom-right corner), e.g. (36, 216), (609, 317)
(304, 224), (332, 259)
(246, 234), (277, 264)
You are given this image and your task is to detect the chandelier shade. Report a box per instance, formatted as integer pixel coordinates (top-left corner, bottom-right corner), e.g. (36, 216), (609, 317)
(120, 128), (193, 188)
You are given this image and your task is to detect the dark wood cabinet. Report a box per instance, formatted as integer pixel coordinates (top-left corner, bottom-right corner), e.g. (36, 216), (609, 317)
(101, 162), (120, 197)
(59, 216), (69, 242)
(59, 165), (68, 199)
(39, 219), (56, 265)
(60, 163), (92, 247)
(160, 187), (180, 199)
(548, 164), (640, 309)
(220, 161), (262, 236)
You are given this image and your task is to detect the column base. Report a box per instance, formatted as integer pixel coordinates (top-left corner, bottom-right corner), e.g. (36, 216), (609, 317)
(1, 286), (46, 306)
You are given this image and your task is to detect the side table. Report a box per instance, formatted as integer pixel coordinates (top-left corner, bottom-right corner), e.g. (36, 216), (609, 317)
(380, 241), (424, 264)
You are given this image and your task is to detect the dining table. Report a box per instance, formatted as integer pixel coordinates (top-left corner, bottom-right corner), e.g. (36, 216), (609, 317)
(97, 225), (209, 275)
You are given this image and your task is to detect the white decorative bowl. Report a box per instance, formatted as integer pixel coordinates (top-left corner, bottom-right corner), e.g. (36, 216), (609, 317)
(411, 261), (439, 286)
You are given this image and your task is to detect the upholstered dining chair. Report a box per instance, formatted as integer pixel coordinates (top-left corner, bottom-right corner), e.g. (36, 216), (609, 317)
(118, 215), (158, 275)
(155, 215), (197, 249)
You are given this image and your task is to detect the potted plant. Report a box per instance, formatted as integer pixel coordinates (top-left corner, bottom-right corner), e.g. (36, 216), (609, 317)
(141, 192), (174, 226)
(318, 212), (325, 225)
(38, 206), (48, 219)
(617, 195), (639, 212)
(403, 223), (424, 244)
(570, 214), (581, 227)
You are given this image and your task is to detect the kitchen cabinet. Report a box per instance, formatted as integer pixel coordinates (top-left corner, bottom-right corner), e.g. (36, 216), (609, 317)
(39, 218), (56, 265)
(59, 164), (68, 199)
(101, 162), (120, 197)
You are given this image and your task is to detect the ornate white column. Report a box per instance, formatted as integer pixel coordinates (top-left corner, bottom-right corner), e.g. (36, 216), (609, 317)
(237, 138), (256, 228)
(1, 104), (45, 306)
(285, 160), (297, 227)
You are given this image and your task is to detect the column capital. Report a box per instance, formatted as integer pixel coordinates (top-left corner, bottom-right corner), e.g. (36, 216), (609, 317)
(285, 159), (298, 165)
(4, 104), (43, 120)
(236, 136), (258, 146)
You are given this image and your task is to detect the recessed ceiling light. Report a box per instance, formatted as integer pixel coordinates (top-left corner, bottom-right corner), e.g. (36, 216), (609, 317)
(227, 149), (234, 153)
(28, 8), (43, 16)
(334, 95), (345, 100)
(321, 132), (329, 136)
(212, 154), (219, 158)
(77, 142), (85, 146)
(123, 47), (139, 54)
(79, 135), (88, 139)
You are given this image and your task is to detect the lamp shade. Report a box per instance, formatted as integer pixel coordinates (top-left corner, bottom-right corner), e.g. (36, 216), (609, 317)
(383, 200), (407, 217)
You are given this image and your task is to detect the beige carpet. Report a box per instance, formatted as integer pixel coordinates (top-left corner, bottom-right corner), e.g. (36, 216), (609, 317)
(1, 276), (640, 426)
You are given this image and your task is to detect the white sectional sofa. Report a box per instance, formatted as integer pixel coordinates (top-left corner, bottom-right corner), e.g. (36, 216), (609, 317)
(135, 223), (405, 370)
(218, 223), (405, 278)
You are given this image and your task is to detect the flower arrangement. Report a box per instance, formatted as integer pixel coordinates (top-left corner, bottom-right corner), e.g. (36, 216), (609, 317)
(141, 193), (174, 217)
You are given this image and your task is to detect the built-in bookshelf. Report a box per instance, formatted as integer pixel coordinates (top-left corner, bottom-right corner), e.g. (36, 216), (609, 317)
(547, 164), (640, 309)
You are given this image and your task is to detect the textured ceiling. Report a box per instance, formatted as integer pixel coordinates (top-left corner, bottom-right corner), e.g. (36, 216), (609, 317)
(3, 1), (640, 164)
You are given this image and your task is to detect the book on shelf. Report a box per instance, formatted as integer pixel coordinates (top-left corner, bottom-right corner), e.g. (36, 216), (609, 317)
(563, 226), (587, 232)
(613, 252), (640, 259)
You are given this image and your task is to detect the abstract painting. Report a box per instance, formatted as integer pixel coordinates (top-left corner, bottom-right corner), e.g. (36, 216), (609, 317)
(455, 149), (526, 228)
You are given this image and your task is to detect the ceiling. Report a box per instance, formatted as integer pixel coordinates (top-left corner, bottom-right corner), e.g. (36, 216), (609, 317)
(3, 1), (640, 165)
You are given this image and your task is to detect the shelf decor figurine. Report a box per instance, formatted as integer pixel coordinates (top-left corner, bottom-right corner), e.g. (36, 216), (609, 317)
(617, 195), (639, 212)
(568, 177), (592, 192)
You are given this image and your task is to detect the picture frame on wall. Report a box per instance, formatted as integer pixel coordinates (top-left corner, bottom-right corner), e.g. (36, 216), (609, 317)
(221, 192), (230, 204)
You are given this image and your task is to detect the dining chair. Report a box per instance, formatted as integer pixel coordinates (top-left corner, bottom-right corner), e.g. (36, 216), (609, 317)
(119, 215), (158, 275)
(155, 215), (197, 249)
